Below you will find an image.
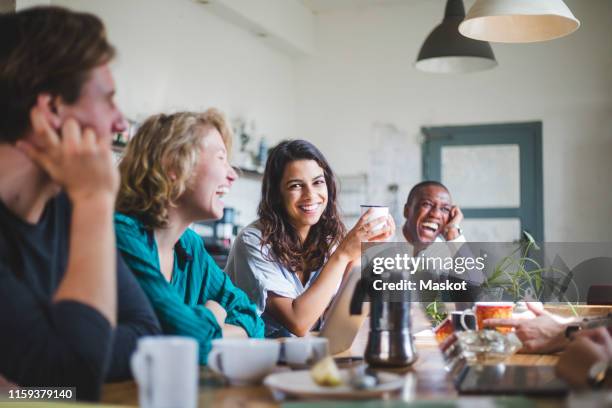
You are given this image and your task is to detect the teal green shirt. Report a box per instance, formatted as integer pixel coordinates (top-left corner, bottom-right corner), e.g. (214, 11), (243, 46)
(114, 213), (264, 364)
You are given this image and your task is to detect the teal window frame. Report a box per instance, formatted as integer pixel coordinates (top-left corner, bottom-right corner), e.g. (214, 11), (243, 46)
(422, 121), (544, 241)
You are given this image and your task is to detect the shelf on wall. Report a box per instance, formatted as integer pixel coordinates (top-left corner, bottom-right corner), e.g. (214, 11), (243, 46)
(111, 144), (125, 153)
(338, 173), (368, 227)
(110, 145), (263, 179)
(235, 166), (264, 179)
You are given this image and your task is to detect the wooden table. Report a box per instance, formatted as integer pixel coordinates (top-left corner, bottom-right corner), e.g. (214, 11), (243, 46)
(101, 324), (562, 407)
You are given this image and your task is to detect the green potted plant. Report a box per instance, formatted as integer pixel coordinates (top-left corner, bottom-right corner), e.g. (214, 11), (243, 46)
(482, 231), (576, 303)
(425, 231), (578, 324)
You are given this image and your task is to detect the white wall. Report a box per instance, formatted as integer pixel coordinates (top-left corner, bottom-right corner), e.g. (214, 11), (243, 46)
(52, 0), (300, 225)
(41, 0), (612, 239)
(53, 0), (296, 139)
(206, 0), (315, 55)
(294, 0), (612, 241)
(16, 0), (49, 9)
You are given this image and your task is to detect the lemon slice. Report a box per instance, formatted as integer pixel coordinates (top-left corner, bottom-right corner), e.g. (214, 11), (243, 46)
(310, 356), (342, 387)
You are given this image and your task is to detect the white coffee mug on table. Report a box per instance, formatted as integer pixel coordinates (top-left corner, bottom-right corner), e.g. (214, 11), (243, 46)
(207, 339), (280, 385)
(131, 336), (198, 408)
(283, 337), (329, 367)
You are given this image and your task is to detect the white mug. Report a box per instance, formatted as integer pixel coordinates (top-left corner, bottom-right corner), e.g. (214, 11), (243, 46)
(283, 337), (329, 367)
(131, 336), (198, 408)
(207, 339), (280, 385)
(360, 205), (389, 233)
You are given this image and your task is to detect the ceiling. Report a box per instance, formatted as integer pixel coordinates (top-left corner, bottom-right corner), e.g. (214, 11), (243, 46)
(301, 0), (410, 14)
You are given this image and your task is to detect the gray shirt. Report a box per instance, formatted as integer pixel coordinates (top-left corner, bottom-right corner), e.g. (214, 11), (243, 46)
(225, 222), (323, 337)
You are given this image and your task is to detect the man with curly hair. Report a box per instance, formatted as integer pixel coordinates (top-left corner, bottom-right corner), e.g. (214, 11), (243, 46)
(114, 110), (264, 363)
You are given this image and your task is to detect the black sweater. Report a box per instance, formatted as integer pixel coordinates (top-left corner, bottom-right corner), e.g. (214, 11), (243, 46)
(0, 193), (161, 400)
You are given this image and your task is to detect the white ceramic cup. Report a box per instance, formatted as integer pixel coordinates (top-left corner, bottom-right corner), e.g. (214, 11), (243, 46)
(130, 336), (198, 408)
(283, 337), (329, 366)
(207, 339), (280, 385)
(360, 205), (389, 233)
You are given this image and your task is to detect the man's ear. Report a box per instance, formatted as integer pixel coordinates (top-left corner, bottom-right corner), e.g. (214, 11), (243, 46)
(34, 93), (62, 130)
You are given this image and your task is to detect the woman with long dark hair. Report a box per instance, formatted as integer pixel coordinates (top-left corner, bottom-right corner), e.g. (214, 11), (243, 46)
(226, 139), (394, 337)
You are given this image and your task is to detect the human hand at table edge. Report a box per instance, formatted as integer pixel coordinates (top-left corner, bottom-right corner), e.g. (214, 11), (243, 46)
(0, 374), (17, 389)
(265, 259), (362, 338)
(555, 327), (612, 389)
(483, 302), (569, 353)
(222, 324), (248, 338)
(205, 300), (227, 328)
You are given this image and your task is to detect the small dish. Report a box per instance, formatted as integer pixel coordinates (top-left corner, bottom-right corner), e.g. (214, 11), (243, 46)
(456, 330), (521, 364)
(263, 369), (405, 399)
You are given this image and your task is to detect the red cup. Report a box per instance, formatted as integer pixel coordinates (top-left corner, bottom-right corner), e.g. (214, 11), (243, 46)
(433, 317), (454, 343)
(461, 302), (514, 333)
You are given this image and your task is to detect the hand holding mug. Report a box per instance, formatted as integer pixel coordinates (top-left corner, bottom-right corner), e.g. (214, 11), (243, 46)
(370, 214), (395, 242)
(337, 208), (395, 262)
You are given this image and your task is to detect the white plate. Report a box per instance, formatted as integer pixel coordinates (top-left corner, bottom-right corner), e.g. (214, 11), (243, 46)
(263, 369), (406, 400)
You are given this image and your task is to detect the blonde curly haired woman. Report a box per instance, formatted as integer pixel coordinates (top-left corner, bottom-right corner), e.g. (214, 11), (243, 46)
(114, 110), (263, 364)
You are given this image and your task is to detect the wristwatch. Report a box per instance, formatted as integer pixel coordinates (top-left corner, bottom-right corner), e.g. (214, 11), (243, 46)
(445, 224), (463, 236)
(565, 322), (582, 339)
(587, 360), (611, 388)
